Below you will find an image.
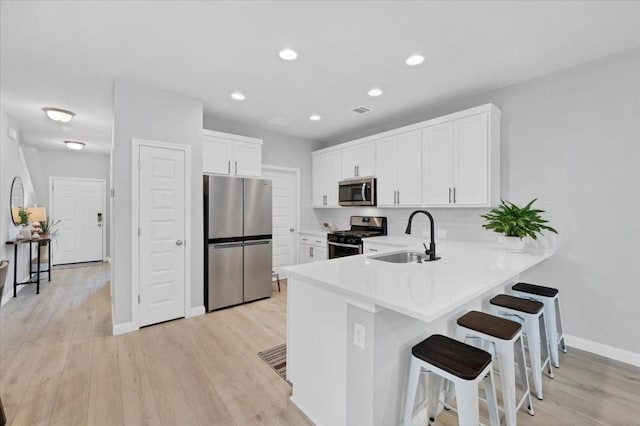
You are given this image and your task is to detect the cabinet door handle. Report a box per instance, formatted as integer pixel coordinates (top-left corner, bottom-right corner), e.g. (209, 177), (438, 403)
(228, 160), (231, 174)
(356, 165), (359, 176)
(369, 248), (378, 252)
(397, 190), (400, 205)
(449, 187), (452, 204)
(310, 246), (314, 258)
(235, 161), (238, 174)
(453, 187), (456, 204)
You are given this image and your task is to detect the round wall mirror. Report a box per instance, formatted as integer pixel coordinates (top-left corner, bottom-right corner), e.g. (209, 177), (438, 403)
(10, 176), (24, 226)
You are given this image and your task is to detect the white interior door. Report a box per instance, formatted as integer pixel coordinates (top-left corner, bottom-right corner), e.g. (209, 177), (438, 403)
(51, 178), (105, 265)
(262, 166), (298, 269)
(138, 145), (186, 327)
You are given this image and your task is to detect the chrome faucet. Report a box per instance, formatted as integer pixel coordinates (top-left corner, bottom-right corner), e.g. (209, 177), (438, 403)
(405, 210), (440, 261)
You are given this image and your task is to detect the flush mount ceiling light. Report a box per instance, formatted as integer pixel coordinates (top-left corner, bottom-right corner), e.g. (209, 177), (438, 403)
(43, 107), (75, 123)
(368, 88), (383, 97)
(279, 48), (298, 61)
(230, 92), (246, 101)
(64, 140), (85, 150)
(309, 114), (321, 121)
(405, 54), (425, 66)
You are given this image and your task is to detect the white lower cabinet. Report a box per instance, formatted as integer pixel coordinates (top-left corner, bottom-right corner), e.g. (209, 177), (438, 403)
(363, 241), (403, 254)
(299, 233), (327, 264)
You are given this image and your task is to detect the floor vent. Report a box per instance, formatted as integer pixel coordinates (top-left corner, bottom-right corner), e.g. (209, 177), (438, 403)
(352, 106), (371, 114)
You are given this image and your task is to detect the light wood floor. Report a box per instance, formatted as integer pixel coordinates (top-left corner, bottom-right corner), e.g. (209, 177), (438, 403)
(1, 263), (639, 425)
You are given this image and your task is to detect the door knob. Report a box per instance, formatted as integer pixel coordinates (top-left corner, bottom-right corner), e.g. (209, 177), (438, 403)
(176, 240), (184, 246)
(290, 227), (295, 232)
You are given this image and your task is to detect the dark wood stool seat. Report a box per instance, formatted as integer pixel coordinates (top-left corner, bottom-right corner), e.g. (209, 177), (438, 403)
(512, 282), (558, 298)
(457, 311), (522, 341)
(490, 294), (543, 314)
(411, 334), (492, 380)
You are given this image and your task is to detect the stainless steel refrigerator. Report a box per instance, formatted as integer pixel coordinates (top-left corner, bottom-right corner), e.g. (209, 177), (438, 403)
(204, 175), (273, 311)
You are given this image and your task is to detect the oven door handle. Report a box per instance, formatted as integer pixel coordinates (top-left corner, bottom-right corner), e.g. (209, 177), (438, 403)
(328, 241), (361, 249)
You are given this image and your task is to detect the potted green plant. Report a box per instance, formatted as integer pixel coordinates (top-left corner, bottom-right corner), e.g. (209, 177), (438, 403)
(480, 199), (558, 252)
(16, 207), (32, 239)
(34, 218), (61, 264)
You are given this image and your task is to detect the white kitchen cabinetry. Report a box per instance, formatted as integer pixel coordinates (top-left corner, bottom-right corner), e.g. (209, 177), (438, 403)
(312, 149), (341, 207)
(422, 111), (499, 207)
(375, 131), (422, 207)
(363, 241), (402, 254)
(299, 233), (327, 264)
(341, 141), (375, 179)
(203, 130), (262, 177)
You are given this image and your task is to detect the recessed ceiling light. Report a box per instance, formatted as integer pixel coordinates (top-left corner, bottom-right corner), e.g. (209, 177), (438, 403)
(279, 48), (298, 61)
(64, 141), (85, 150)
(405, 54), (425, 66)
(368, 88), (383, 97)
(309, 114), (321, 121)
(43, 107), (75, 123)
(230, 92), (246, 101)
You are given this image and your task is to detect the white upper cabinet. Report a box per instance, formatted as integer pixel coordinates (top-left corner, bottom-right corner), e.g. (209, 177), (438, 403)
(341, 142), (375, 179)
(375, 131), (422, 207)
(312, 104), (500, 209)
(422, 111), (499, 207)
(312, 149), (341, 207)
(203, 130), (262, 177)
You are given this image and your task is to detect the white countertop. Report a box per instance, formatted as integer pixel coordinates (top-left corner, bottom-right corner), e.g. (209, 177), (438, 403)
(283, 240), (551, 323)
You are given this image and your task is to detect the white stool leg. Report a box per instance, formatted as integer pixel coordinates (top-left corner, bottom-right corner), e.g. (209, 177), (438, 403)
(483, 369), (501, 426)
(556, 296), (567, 353)
(426, 375), (444, 424)
(539, 313), (554, 379)
(403, 357), (422, 426)
(455, 380), (480, 426)
(543, 297), (560, 367)
(515, 335), (535, 415)
(495, 339), (517, 426)
(523, 315), (544, 400)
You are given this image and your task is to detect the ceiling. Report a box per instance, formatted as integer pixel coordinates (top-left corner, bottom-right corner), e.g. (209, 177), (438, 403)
(1, 1), (639, 154)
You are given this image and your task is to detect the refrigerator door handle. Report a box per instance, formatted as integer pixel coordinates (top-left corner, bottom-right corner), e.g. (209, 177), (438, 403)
(212, 242), (244, 248)
(244, 240), (271, 246)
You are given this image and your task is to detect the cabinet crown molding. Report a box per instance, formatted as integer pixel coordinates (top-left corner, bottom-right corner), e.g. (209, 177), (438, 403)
(313, 103), (501, 155)
(203, 128), (263, 145)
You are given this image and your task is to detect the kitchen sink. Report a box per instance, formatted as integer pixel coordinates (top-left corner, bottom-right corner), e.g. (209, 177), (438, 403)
(369, 251), (427, 264)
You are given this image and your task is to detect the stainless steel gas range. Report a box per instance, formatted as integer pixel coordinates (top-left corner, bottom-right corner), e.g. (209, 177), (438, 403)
(327, 216), (387, 259)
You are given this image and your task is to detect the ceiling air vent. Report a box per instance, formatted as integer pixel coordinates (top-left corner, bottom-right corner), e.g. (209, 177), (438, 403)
(352, 106), (371, 114)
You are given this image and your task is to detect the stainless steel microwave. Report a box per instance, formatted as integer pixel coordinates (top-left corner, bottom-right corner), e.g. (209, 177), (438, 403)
(338, 177), (376, 206)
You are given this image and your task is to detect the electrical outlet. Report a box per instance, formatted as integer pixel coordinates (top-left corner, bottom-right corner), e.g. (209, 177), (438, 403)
(437, 229), (447, 239)
(353, 323), (365, 349)
(420, 230), (429, 237)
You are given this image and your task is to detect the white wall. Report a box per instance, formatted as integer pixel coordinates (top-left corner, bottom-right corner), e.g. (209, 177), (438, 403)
(202, 117), (324, 229)
(21, 147), (111, 256)
(0, 109), (37, 300)
(111, 79), (203, 327)
(317, 48), (640, 355)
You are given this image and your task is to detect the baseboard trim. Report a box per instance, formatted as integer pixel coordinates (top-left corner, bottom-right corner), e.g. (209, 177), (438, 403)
(187, 305), (205, 318)
(112, 321), (136, 336)
(565, 334), (640, 368)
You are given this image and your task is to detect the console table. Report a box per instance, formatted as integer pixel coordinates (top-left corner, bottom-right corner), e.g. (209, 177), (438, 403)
(5, 237), (52, 296)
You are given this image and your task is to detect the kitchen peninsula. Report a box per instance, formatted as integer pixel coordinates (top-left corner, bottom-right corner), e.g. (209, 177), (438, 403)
(283, 240), (551, 426)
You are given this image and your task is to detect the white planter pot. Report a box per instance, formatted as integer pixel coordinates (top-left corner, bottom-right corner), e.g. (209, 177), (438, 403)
(503, 236), (526, 253)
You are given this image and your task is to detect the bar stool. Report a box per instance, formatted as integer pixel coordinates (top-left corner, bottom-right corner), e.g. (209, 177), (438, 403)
(402, 334), (500, 426)
(489, 295), (553, 401)
(457, 311), (534, 426)
(511, 282), (566, 368)
(271, 270), (280, 292)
